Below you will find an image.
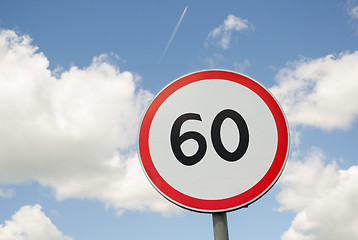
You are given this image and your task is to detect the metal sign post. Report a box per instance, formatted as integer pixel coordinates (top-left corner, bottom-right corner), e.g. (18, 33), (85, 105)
(212, 212), (229, 240)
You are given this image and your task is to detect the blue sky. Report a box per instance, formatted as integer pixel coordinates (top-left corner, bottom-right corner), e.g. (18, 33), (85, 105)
(1, 0), (358, 239)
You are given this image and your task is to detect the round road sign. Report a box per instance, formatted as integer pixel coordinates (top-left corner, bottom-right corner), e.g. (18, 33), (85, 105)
(138, 70), (289, 213)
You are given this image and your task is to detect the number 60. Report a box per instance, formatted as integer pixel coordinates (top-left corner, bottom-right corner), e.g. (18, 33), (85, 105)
(170, 109), (249, 166)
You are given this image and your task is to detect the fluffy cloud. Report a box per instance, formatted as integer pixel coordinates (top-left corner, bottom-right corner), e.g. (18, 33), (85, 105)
(207, 14), (249, 50)
(277, 148), (358, 240)
(347, 0), (358, 34)
(350, 5), (358, 19)
(347, 0), (358, 19)
(270, 51), (358, 131)
(0, 29), (177, 214)
(0, 204), (72, 240)
(0, 188), (15, 199)
(234, 59), (251, 73)
(272, 50), (358, 239)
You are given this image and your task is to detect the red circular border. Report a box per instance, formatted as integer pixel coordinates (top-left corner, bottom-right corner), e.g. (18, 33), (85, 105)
(138, 70), (289, 212)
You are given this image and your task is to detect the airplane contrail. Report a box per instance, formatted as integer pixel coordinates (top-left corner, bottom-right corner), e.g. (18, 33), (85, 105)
(159, 5), (188, 64)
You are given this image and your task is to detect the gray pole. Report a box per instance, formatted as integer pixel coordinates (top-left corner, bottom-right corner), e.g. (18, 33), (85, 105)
(212, 212), (229, 240)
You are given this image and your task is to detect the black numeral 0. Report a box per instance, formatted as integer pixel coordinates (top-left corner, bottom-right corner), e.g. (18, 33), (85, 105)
(170, 113), (207, 166)
(170, 109), (249, 166)
(211, 109), (249, 162)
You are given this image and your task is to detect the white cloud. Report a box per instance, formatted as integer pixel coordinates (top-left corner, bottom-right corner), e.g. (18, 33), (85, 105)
(347, 0), (358, 19)
(203, 53), (224, 68)
(233, 59), (251, 73)
(347, 0), (358, 34)
(277, 148), (358, 240)
(272, 50), (358, 239)
(270, 51), (358, 131)
(0, 188), (15, 199)
(350, 6), (358, 19)
(277, 148), (339, 212)
(207, 14), (249, 50)
(0, 29), (178, 214)
(0, 204), (72, 240)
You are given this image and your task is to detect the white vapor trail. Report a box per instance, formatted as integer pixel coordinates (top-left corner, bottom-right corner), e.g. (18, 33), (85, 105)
(159, 5), (188, 64)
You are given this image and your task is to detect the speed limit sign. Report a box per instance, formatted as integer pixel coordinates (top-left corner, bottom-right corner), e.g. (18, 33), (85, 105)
(138, 70), (289, 213)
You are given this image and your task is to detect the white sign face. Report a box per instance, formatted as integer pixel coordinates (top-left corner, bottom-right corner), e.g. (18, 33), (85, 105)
(138, 70), (289, 213)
